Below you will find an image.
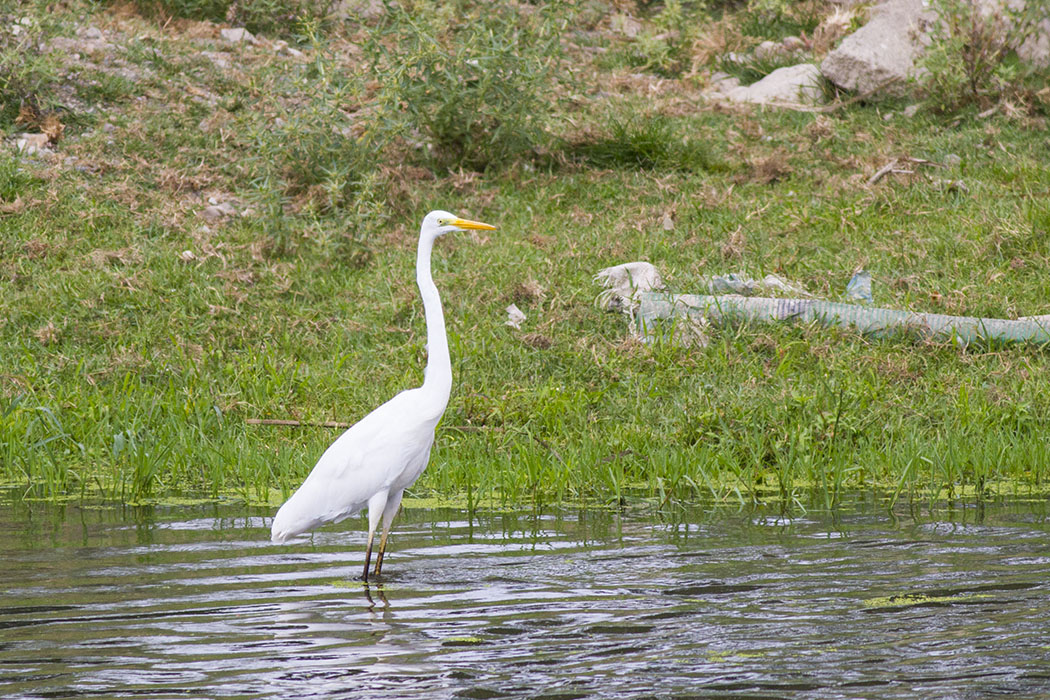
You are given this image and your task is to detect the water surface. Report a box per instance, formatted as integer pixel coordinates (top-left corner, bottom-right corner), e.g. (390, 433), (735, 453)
(2, 498), (1049, 698)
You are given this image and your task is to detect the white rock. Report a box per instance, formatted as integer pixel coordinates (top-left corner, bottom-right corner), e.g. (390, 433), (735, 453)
(15, 133), (50, 155)
(723, 63), (825, 105)
(662, 214), (674, 231)
(820, 0), (935, 97)
(754, 40), (782, 61)
(903, 103), (921, 117)
(333, 0), (385, 20)
(221, 27), (256, 45)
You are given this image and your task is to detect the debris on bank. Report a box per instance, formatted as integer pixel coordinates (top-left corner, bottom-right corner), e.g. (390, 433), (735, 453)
(597, 262), (1050, 349)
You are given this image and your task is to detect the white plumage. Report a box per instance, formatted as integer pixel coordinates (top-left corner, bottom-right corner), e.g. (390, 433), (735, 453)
(270, 210), (496, 581)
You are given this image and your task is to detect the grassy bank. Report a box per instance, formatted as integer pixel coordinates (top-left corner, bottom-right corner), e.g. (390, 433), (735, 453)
(2, 0), (1049, 509)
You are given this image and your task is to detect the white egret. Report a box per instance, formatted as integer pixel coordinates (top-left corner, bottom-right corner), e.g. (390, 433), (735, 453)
(270, 210), (496, 581)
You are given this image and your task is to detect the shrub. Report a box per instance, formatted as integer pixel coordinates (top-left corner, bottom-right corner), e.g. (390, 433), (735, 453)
(365, 0), (569, 171)
(917, 0), (1050, 113)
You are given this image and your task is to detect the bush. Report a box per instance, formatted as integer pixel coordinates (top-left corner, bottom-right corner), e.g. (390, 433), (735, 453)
(365, 0), (569, 171)
(917, 0), (1050, 113)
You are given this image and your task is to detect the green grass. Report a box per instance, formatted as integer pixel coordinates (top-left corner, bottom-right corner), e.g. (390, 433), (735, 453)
(2, 1), (1050, 510)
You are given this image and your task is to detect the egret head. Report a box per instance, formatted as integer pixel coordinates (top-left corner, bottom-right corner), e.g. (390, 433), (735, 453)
(422, 210), (497, 238)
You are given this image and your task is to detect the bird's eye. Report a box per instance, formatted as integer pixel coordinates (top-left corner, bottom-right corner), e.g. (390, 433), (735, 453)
(437, 218), (452, 226)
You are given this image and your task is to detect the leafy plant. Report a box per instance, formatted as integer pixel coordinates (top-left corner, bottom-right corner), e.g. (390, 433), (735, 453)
(917, 0), (1050, 112)
(365, 0), (570, 171)
(620, 0), (702, 78)
(565, 114), (721, 172)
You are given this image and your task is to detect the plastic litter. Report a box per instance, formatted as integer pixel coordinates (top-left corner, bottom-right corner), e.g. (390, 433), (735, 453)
(597, 262), (1050, 349)
(845, 270), (873, 304)
(506, 303), (526, 329)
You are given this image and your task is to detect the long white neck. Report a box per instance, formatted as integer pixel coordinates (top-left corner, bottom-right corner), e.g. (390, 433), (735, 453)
(416, 231), (452, 411)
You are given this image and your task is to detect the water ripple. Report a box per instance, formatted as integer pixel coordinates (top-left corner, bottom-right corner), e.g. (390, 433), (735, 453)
(1, 501), (1049, 699)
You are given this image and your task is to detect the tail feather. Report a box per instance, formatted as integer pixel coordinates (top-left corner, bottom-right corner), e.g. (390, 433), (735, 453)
(270, 482), (366, 543)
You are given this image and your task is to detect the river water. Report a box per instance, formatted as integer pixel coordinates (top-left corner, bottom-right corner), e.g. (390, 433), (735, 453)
(2, 497), (1049, 699)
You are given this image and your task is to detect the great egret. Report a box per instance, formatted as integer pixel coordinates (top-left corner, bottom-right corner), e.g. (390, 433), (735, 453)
(270, 210), (496, 581)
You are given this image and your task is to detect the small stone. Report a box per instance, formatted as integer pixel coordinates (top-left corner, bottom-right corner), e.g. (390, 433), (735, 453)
(754, 40), (781, 61)
(81, 26), (104, 40)
(101, 122), (116, 133)
(662, 214), (674, 231)
(201, 51), (231, 70)
(208, 196), (219, 205)
(179, 250), (197, 262)
(15, 133), (50, 154)
(903, 104), (921, 118)
(200, 205), (225, 222)
(221, 27), (256, 45)
(883, 111), (894, 121)
(782, 35), (805, 52)
(611, 14), (642, 39)
(944, 153), (962, 167)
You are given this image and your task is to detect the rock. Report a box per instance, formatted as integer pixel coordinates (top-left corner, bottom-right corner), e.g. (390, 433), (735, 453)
(903, 103), (921, 117)
(944, 153), (962, 167)
(200, 203), (238, 222)
(221, 27), (256, 45)
(201, 51), (231, 70)
(820, 0), (935, 97)
(821, 0), (1049, 97)
(1018, 17), (1050, 66)
(754, 40), (782, 61)
(723, 63), (825, 106)
(782, 35), (807, 52)
(611, 13), (643, 38)
(333, 0), (385, 20)
(662, 214), (674, 231)
(708, 71), (742, 93)
(15, 133), (50, 155)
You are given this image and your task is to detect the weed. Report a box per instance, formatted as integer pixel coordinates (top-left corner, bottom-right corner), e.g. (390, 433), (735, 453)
(365, 0), (569, 171)
(565, 115), (721, 172)
(917, 0), (1050, 113)
(131, 0), (334, 35)
(0, 2), (61, 126)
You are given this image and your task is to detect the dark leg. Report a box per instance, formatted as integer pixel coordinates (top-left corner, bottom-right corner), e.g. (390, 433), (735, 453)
(361, 529), (375, 582)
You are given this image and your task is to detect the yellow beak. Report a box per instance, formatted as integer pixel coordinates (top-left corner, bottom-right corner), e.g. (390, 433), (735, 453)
(452, 217), (496, 231)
